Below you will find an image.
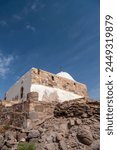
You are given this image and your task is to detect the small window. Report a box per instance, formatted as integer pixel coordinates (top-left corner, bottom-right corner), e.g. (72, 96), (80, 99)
(20, 86), (24, 99)
(51, 76), (54, 81)
(74, 83), (76, 86)
(38, 69), (40, 75)
(4, 93), (6, 100)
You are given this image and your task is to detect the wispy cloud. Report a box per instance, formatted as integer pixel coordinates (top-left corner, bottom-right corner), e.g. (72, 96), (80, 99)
(0, 52), (14, 78)
(30, 0), (46, 11)
(0, 20), (8, 27)
(22, 0), (46, 16)
(10, 0), (45, 24)
(13, 15), (22, 21)
(26, 24), (36, 32)
(31, 3), (37, 10)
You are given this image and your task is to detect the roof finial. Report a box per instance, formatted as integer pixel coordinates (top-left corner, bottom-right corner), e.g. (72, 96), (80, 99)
(59, 66), (63, 72)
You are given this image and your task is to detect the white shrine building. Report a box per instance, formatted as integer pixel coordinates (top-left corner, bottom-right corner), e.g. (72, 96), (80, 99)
(5, 68), (88, 103)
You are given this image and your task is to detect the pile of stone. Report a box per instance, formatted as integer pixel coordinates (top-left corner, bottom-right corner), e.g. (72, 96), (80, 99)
(0, 99), (100, 150)
(54, 99), (100, 119)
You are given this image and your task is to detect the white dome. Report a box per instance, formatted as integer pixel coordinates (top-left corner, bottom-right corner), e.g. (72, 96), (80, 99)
(56, 71), (75, 81)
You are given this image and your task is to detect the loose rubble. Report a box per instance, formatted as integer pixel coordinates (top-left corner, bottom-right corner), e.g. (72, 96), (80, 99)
(0, 99), (100, 150)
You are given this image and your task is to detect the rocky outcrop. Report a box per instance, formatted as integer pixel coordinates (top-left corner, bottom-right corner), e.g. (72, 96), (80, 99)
(0, 99), (100, 150)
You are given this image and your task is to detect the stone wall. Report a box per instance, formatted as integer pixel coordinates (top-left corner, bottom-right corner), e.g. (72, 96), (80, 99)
(27, 101), (57, 129)
(0, 92), (57, 129)
(0, 101), (55, 128)
(0, 101), (29, 128)
(5, 69), (32, 101)
(31, 68), (88, 98)
(0, 92), (96, 130)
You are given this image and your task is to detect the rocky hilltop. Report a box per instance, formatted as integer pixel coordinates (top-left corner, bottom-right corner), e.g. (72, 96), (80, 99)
(0, 98), (100, 150)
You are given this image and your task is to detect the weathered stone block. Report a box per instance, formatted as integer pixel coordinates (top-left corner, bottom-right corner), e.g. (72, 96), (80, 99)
(29, 112), (39, 120)
(34, 105), (44, 112)
(27, 92), (38, 102)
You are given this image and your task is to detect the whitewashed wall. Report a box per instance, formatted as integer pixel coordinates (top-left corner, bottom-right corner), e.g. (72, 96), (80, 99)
(31, 84), (83, 103)
(6, 69), (32, 101)
(5, 68), (83, 102)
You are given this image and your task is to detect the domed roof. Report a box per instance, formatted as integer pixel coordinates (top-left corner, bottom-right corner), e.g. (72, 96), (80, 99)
(56, 71), (75, 81)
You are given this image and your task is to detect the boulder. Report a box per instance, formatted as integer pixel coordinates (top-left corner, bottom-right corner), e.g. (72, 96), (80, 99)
(5, 131), (16, 141)
(77, 127), (93, 145)
(0, 134), (4, 149)
(46, 143), (56, 150)
(75, 118), (82, 125)
(1, 145), (9, 150)
(17, 132), (27, 141)
(59, 140), (68, 150)
(90, 140), (100, 150)
(5, 131), (17, 148)
(28, 130), (40, 139)
(60, 123), (68, 134)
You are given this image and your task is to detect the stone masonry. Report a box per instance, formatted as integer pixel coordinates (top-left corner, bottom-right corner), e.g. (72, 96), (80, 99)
(0, 92), (57, 129)
(31, 68), (88, 98)
(0, 92), (99, 130)
(0, 92), (100, 150)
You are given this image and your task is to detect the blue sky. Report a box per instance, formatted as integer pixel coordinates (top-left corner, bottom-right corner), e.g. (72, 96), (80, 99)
(0, 0), (100, 100)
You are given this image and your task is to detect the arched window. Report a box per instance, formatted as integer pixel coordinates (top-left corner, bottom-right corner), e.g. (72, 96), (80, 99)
(51, 76), (54, 81)
(20, 86), (24, 99)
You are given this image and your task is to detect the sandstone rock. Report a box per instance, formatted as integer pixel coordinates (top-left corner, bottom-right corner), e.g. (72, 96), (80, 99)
(77, 128), (93, 146)
(81, 125), (90, 131)
(60, 123), (68, 134)
(46, 132), (56, 143)
(75, 118), (82, 125)
(48, 131), (57, 142)
(0, 134), (4, 149)
(59, 140), (67, 150)
(68, 136), (78, 148)
(69, 119), (75, 126)
(20, 138), (26, 142)
(46, 143), (56, 150)
(56, 133), (64, 142)
(17, 132), (27, 141)
(5, 131), (16, 141)
(4, 131), (17, 148)
(35, 143), (46, 150)
(81, 113), (88, 118)
(29, 138), (39, 143)
(28, 130), (40, 139)
(90, 140), (100, 150)
(1, 145), (9, 150)
(93, 132), (100, 140)
(6, 140), (18, 148)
